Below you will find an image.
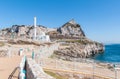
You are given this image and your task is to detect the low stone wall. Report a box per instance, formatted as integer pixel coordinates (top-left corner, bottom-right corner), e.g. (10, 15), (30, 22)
(0, 45), (23, 57)
(35, 43), (59, 58)
(26, 58), (55, 79)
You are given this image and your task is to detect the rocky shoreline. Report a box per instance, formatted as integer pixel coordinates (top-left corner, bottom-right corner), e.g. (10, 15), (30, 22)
(52, 39), (104, 61)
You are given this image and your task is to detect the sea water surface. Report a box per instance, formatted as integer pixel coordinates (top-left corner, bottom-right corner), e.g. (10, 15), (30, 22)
(94, 44), (120, 63)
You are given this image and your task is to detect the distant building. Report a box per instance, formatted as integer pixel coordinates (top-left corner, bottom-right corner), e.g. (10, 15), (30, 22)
(37, 32), (50, 42)
(33, 17), (50, 42)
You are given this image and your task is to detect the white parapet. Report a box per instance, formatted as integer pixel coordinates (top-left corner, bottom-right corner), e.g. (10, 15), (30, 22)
(19, 56), (26, 79)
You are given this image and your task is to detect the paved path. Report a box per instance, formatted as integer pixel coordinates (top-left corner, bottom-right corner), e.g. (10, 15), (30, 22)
(0, 56), (22, 79)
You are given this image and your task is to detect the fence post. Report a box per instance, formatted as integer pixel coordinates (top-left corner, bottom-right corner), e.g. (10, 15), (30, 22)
(92, 60), (95, 79)
(32, 50), (34, 59)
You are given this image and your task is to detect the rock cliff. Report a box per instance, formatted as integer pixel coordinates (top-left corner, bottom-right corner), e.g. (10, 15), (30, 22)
(0, 19), (104, 59)
(57, 19), (85, 38)
(48, 19), (85, 39)
(0, 25), (51, 38)
(54, 40), (104, 60)
(49, 19), (104, 59)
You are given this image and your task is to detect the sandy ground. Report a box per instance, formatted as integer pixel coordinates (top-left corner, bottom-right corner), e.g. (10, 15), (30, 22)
(0, 56), (22, 79)
(0, 44), (35, 79)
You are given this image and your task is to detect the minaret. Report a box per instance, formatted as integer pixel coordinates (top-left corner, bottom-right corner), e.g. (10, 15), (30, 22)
(34, 17), (37, 40)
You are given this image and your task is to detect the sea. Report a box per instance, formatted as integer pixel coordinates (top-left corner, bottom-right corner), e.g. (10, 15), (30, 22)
(93, 44), (120, 63)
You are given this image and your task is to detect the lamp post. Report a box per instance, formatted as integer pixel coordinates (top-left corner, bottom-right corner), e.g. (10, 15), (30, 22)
(114, 64), (117, 79)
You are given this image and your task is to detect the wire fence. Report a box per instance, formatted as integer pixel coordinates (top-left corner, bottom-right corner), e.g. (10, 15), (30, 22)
(35, 57), (120, 79)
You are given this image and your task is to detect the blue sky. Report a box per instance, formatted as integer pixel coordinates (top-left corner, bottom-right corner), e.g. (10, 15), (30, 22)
(0, 0), (120, 43)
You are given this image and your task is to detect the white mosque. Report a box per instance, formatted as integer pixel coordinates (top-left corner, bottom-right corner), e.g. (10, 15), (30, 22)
(33, 17), (50, 42)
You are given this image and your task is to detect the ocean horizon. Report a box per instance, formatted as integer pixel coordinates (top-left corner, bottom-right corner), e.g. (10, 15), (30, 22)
(93, 44), (120, 63)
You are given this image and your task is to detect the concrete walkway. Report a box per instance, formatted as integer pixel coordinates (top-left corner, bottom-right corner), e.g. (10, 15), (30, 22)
(0, 56), (22, 79)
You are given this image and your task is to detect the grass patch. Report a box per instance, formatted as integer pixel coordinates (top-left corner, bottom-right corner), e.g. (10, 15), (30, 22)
(0, 41), (5, 47)
(60, 43), (70, 46)
(58, 39), (94, 45)
(44, 69), (92, 79)
(8, 40), (40, 46)
(44, 70), (68, 79)
(58, 39), (103, 46)
(49, 54), (56, 58)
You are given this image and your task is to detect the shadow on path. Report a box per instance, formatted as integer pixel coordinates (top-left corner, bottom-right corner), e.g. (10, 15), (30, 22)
(8, 67), (20, 79)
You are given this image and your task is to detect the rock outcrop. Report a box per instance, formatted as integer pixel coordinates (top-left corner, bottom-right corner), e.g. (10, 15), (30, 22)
(57, 19), (85, 38)
(47, 19), (104, 60)
(0, 25), (50, 38)
(0, 19), (104, 59)
(0, 20), (85, 39)
(54, 41), (104, 60)
(48, 19), (85, 40)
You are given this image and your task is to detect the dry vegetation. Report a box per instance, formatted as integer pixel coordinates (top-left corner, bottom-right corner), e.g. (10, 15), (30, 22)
(7, 39), (53, 47)
(44, 70), (68, 79)
(58, 39), (94, 45)
(0, 41), (5, 47)
(44, 69), (92, 79)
